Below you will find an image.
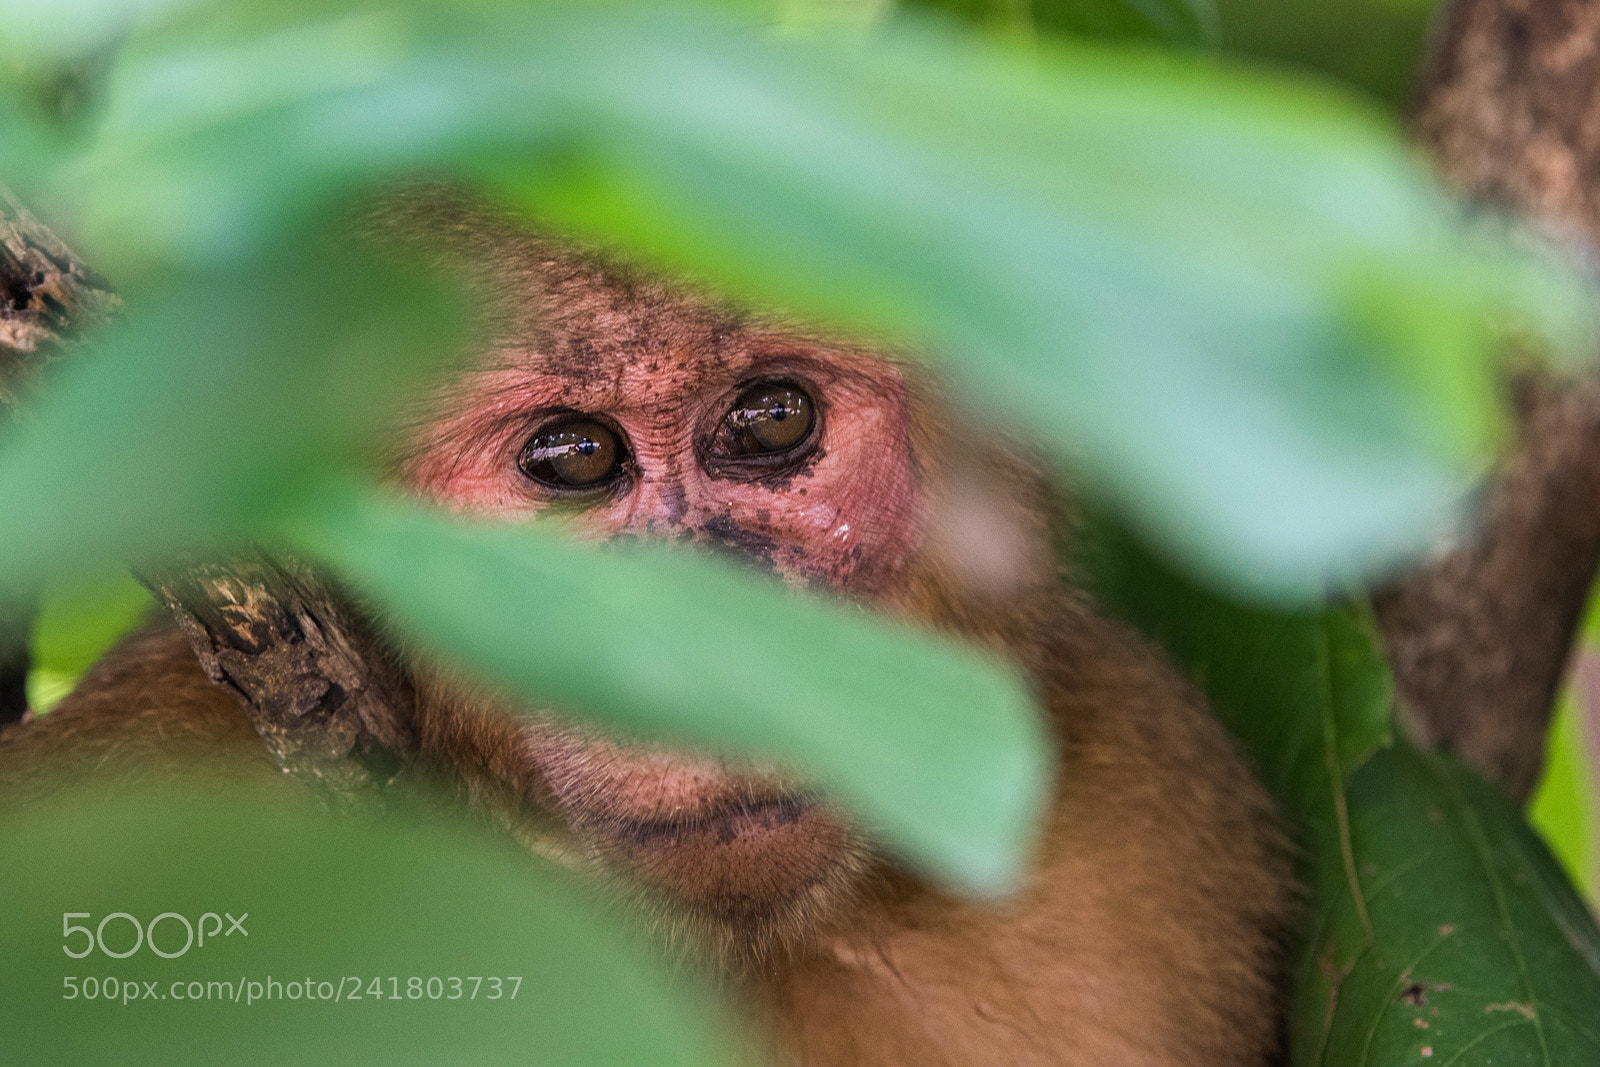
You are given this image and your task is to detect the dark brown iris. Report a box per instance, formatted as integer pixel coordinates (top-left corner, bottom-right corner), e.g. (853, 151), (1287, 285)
(518, 418), (627, 491)
(724, 383), (816, 456)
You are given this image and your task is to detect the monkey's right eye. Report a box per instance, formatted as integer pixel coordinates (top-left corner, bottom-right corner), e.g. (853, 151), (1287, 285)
(517, 418), (629, 492)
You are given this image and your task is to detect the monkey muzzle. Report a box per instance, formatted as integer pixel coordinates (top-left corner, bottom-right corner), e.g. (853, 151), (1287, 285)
(519, 721), (861, 918)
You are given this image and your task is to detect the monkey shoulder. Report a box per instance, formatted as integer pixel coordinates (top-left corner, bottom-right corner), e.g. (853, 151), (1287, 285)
(0, 621), (274, 799)
(764, 608), (1294, 1067)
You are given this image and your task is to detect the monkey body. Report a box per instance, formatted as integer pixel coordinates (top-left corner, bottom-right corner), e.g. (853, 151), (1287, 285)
(3, 598), (1287, 1065)
(0, 209), (1292, 1064)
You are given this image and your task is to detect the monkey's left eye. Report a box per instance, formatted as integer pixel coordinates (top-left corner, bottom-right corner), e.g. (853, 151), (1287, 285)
(518, 418), (629, 493)
(720, 382), (817, 457)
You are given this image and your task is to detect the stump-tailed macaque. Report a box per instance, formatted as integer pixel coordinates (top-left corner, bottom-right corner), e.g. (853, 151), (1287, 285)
(0, 204), (1293, 1065)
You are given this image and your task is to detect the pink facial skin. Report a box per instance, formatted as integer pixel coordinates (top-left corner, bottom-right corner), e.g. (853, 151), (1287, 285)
(398, 254), (929, 921)
(404, 337), (924, 600)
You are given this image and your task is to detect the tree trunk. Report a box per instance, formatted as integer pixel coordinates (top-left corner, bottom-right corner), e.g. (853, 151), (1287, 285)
(1385, 0), (1600, 801)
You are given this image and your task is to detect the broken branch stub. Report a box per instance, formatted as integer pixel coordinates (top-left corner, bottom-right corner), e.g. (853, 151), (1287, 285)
(137, 557), (417, 807)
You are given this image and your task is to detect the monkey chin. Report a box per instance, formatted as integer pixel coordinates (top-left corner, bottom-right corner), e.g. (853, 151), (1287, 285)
(517, 722), (877, 968)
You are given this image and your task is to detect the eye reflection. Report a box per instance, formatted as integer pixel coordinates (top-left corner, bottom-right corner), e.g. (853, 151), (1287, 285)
(518, 418), (627, 490)
(724, 383), (816, 455)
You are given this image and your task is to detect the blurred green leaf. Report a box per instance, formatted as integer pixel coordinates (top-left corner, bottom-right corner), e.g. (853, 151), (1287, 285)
(0, 244), (471, 587)
(0, 784), (736, 1065)
(902, 0), (1219, 48)
(22, 567), (154, 714)
(3, 0), (1587, 598)
(289, 484), (1051, 895)
(1529, 690), (1598, 905)
(30, 566), (154, 677)
(1080, 520), (1600, 1066)
(1212, 0), (1437, 111)
(0, 0), (201, 61)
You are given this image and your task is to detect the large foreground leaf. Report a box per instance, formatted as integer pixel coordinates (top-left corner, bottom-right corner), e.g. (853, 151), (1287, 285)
(291, 485), (1050, 895)
(0, 784), (735, 1065)
(2, 0), (1588, 598)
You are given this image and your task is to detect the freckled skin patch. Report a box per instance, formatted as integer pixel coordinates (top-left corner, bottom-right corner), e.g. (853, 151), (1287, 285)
(403, 242), (923, 599)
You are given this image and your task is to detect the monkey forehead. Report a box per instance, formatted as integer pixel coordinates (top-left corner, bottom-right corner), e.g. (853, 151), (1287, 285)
(456, 335), (905, 415)
(475, 242), (912, 409)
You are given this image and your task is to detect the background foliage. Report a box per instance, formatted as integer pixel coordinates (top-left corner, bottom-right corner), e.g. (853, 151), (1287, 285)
(1, 0), (1598, 1063)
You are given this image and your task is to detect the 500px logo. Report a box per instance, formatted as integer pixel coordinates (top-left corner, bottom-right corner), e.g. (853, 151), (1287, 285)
(63, 912), (248, 959)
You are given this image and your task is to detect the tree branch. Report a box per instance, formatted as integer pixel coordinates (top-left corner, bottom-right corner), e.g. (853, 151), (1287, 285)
(0, 188), (412, 803)
(0, 188), (119, 411)
(137, 557), (417, 807)
(1384, 0), (1600, 800)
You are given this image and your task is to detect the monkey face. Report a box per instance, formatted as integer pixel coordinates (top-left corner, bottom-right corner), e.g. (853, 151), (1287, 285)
(407, 340), (923, 596)
(398, 251), (936, 947)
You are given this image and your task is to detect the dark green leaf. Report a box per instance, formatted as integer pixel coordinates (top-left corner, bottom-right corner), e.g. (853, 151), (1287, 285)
(1079, 520), (1600, 1066)
(288, 484), (1052, 895)
(1303, 743), (1600, 1066)
(1212, 0), (1436, 111)
(0, 783), (736, 1065)
(903, 0), (1219, 48)
(1078, 519), (1392, 805)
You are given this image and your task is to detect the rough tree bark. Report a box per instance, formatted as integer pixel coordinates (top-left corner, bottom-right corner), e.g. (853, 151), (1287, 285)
(0, 190), (119, 725)
(138, 556), (416, 806)
(0, 191), (414, 803)
(1383, 0), (1600, 801)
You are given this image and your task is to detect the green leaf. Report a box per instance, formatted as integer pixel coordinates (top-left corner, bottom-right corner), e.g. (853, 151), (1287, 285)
(5, 0), (1587, 598)
(1528, 690), (1598, 905)
(1303, 743), (1600, 1066)
(0, 783), (736, 1065)
(30, 566), (154, 676)
(1077, 519), (1392, 805)
(1211, 0), (1435, 111)
(288, 484), (1052, 895)
(1038, 0), (1218, 45)
(902, 0), (1220, 48)
(0, 245), (471, 587)
(0, 0), (202, 62)
(1079, 520), (1600, 1066)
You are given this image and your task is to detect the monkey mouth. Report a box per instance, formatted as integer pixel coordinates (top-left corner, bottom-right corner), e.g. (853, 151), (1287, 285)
(608, 791), (819, 846)
(521, 725), (866, 920)
(589, 789), (861, 916)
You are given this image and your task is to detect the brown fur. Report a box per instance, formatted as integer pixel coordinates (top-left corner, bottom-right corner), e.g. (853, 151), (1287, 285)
(0, 206), (1294, 1064)
(0, 622), (278, 803)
